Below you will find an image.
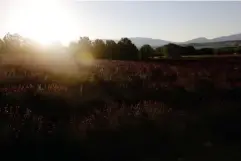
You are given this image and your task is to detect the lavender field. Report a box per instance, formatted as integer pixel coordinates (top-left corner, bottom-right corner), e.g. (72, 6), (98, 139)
(1, 58), (241, 161)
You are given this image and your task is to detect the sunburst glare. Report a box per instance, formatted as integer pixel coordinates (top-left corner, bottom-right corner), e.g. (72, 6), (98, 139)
(6, 0), (80, 45)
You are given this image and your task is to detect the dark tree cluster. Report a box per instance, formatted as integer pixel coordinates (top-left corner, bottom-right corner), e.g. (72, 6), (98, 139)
(1, 33), (241, 61)
(214, 46), (241, 55)
(156, 44), (241, 57)
(70, 37), (140, 61)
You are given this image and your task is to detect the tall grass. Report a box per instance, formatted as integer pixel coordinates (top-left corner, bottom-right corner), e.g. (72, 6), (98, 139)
(0, 59), (241, 161)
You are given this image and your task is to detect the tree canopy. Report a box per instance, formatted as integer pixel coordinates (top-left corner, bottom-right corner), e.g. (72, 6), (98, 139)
(1, 33), (240, 62)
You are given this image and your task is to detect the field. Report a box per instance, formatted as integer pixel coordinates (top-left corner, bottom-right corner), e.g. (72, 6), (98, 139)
(1, 57), (241, 161)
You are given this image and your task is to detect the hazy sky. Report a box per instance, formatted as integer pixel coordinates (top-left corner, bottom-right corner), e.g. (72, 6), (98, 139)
(1, 0), (241, 44)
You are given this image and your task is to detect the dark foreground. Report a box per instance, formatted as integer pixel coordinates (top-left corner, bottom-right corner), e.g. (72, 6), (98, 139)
(1, 59), (241, 161)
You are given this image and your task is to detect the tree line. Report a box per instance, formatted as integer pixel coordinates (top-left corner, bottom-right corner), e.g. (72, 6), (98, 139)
(1, 33), (241, 61)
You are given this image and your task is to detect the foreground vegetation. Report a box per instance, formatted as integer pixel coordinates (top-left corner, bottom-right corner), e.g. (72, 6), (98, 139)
(1, 57), (241, 161)
(0, 33), (241, 160)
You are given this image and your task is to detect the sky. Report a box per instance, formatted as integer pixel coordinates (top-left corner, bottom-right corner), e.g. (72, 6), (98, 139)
(0, 0), (241, 44)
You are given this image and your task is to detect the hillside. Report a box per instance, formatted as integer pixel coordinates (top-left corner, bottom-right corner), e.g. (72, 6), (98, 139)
(183, 40), (241, 49)
(123, 33), (241, 48)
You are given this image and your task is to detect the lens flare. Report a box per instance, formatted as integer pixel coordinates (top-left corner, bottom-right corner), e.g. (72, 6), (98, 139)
(75, 52), (94, 66)
(6, 0), (80, 45)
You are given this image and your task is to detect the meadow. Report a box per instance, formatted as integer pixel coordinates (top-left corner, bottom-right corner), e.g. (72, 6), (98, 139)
(1, 57), (241, 161)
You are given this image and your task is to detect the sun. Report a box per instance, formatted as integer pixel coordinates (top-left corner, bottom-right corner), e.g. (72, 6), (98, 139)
(6, 0), (79, 45)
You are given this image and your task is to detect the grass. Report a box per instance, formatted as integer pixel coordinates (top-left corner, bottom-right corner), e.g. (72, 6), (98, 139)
(1, 59), (241, 161)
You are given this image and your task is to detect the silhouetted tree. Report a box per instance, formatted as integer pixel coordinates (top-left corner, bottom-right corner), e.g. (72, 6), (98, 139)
(155, 46), (162, 55)
(78, 37), (92, 54)
(162, 43), (181, 59)
(197, 48), (214, 55)
(155, 46), (163, 55)
(235, 46), (241, 54)
(1, 33), (43, 55)
(118, 38), (139, 60)
(184, 46), (196, 55)
(70, 37), (93, 61)
(106, 40), (118, 60)
(139, 44), (154, 60)
(3, 33), (24, 52)
(0, 39), (5, 53)
(214, 47), (235, 55)
(92, 39), (106, 59)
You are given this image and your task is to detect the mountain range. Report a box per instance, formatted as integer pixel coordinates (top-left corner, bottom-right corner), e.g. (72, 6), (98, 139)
(128, 33), (241, 48)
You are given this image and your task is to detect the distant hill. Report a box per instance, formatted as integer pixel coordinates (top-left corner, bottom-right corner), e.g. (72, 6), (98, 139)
(182, 40), (241, 49)
(129, 37), (170, 48)
(184, 37), (211, 44)
(101, 33), (241, 49)
(131, 33), (241, 48)
(183, 33), (241, 44)
(212, 33), (241, 42)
